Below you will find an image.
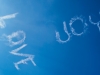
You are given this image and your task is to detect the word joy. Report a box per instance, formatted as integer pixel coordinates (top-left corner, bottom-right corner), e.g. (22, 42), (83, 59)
(56, 12), (100, 43)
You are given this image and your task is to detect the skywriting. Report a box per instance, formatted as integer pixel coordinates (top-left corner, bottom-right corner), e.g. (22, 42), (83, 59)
(0, 0), (100, 75)
(0, 11), (100, 70)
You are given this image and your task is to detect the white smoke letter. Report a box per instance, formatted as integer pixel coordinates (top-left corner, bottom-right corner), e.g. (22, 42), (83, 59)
(89, 12), (100, 31)
(55, 21), (71, 43)
(69, 16), (88, 36)
(10, 44), (36, 70)
(0, 13), (18, 28)
(2, 30), (26, 47)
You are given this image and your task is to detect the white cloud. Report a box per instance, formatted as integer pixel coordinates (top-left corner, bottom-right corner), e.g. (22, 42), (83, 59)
(0, 19), (5, 28)
(89, 15), (100, 31)
(0, 13), (18, 28)
(69, 16), (88, 36)
(55, 21), (71, 43)
(0, 13), (18, 20)
(10, 44), (36, 70)
(2, 30), (26, 47)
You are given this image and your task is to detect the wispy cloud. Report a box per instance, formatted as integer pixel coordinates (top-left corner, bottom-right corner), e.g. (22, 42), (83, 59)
(2, 30), (26, 47)
(55, 21), (71, 43)
(0, 19), (5, 28)
(0, 13), (18, 28)
(10, 44), (36, 70)
(0, 13), (18, 20)
(69, 16), (88, 36)
(89, 15), (100, 31)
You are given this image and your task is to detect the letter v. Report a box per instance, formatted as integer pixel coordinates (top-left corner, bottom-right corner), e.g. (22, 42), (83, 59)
(10, 44), (36, 70)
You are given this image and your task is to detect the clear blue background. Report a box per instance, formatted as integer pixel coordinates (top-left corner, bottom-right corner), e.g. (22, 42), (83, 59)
(0, 0), (100, 75)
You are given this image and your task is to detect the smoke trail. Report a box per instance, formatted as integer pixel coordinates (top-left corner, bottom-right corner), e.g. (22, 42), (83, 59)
(0, 13), (18, 28)
(10, 44), (36, 70)
(69, 16), (88, 36)
(55, 21), (71, 43)
(0, 19), (5, 28)
(89, 15), (100, 31)
(0, 13), (18, 20)
(2, 30), (26, 47)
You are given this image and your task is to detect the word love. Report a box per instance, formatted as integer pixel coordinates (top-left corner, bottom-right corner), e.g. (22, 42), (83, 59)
(56, 12), (100, 43)
(0, 13), (36, 70)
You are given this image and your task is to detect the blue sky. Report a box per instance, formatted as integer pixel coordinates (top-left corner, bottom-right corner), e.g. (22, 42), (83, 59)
(0, 0), (100, 75)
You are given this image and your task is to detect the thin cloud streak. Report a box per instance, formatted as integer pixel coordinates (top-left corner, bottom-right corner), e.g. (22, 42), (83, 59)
(69, 16), (88, 36)
(0, 13), (18, 20)
(0, 19), (5, 28)
(55, 21), (71, 43)
(10, 44), (36, 70)
(0, 13), (18, 28)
